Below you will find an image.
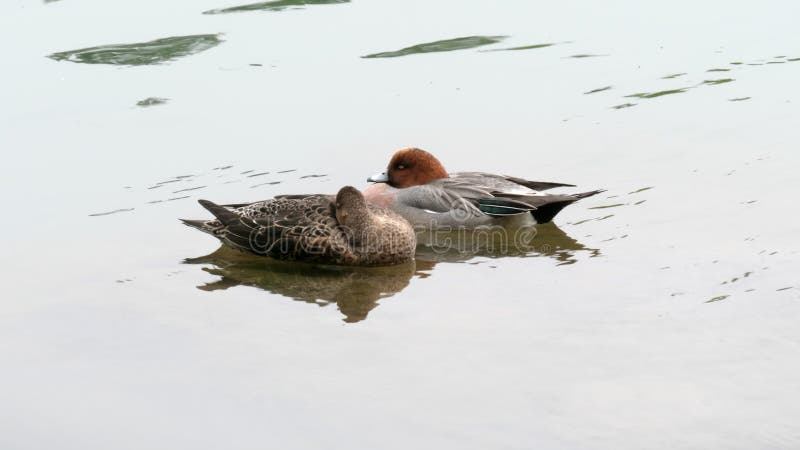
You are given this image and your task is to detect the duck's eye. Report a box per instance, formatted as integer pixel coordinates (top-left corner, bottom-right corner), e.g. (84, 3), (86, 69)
(396, 164), (407, 170)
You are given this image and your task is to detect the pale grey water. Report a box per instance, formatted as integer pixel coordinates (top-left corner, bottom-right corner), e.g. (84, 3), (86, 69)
(1, 0), (800, 449)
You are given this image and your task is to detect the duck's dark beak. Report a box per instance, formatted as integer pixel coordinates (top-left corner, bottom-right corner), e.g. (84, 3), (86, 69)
(367, 171), (389, 183)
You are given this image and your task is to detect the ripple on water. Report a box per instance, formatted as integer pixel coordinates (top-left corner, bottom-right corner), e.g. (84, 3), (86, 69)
(172, 186), (206, 194)
(136, 97), (169, 107)
(251, 181), (282, 188)
(584, 86), (612, 95)
(588, 203), (625, 210)
(47, 34), (223, 66)
(567, 54), (607, 58)
(625, 88), (689, 99)
(203, 0), (349, 15)
(89, 208), (135, 217)
(702, 78), (734, 85)
(482, 42), (556, 52)
(706, 295), (730, 303)
(362, 36), (508, 58)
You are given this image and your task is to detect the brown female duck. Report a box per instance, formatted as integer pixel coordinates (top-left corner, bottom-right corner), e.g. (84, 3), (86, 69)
(182, 186), (416, 266)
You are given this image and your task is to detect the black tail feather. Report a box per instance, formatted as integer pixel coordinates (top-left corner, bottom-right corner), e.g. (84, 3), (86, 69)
(198, 199), (240, 224)
(504, 176), (576, 191)
(487, 189), (605, 223)
(195, 199), (265, 253)
(530, 190), (605, 223)
(529, 199), (577, 224)
(181, 218), (209, 230)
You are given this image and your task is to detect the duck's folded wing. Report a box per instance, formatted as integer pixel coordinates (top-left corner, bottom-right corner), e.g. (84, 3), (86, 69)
(445, 173), (602, 222)
(222, 194), (329, 210)
(428, 178), (541, 217)
(251, 198), (340, 259)
(475, 198), (537, 216)
(451, 172), (575, 194)
(502, 176), (575, 191)
(273, 194), (331, 200)
(491, 189), (605, 223)
(396, 179), (604, 223)
(198, 197), (338, 257)
(395, 180), (489, 213)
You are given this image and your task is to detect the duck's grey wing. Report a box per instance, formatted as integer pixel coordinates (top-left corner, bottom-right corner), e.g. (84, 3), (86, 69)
(451, 172), (575, 194)
(429, 176), (604, 223)
(395, 180), (485, 211)
(391, 181), (499, 227)
(449, 172), (601, 222)
(501, 176), (575, 191)
(429, 177), (538, 217)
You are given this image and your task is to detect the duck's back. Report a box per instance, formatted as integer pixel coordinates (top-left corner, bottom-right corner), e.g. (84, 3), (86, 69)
(449, 172), (574, 195)
(190, 195), (356, 264)
(184, 194), (416, 266)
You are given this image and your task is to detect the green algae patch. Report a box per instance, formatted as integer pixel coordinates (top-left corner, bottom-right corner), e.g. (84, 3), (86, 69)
(484, 43), (555, 52)
(203, 0), (349, 15)
(584, 86), (612, 95)
(702, 78), (734, 85)
(136, 97), (169, 107)
(48, 34), (222, 66)
(625, 88), (688, 99)
(362, 36), (507, 58)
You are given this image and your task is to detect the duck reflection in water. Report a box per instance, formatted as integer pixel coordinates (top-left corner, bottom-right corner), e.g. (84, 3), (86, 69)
(415, 222), (599, 265)
(183, 223), (598, 322)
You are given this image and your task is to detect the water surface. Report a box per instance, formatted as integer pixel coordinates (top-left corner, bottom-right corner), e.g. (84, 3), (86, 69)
(2, 1), (799, 449)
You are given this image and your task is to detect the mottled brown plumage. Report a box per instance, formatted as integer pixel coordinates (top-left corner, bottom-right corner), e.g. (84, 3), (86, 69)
(182, 186), (416, 266)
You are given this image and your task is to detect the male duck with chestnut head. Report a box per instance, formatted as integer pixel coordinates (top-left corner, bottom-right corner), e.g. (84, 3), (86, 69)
(364, 147), (603, 229)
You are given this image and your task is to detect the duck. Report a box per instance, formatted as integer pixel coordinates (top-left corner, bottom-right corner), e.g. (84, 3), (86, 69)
(181, 186), (416, 266)
(363, 147), (603, 229)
